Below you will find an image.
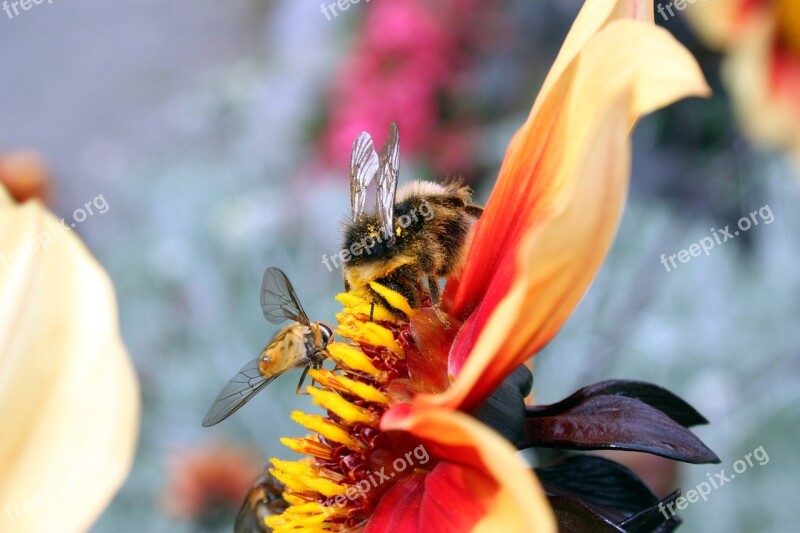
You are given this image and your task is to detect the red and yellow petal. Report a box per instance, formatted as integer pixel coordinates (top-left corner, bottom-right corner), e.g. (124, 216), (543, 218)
(445, 0), (656, 321)
(375, 405), (556, 532)
(437, 19), (708, 411)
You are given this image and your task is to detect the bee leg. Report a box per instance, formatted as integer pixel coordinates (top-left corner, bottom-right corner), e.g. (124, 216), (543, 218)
(369, 302), (375, 322)
(295, 366), (311, 395)
(426, 274), (441, 307)
(425, 276), (451, 328)
(465, 205), (484, 219)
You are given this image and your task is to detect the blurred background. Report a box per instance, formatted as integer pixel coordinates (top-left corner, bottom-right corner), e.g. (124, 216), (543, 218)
(1, 0), (798, 531)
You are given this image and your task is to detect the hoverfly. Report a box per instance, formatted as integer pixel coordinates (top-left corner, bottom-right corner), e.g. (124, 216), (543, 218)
(342, 123), (482, 315)
(202, 267), (333, 427)
(234, 472), (287, 533)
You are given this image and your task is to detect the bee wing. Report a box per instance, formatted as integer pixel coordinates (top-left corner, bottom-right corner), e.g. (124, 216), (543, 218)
(261, 267), (310, 325)
(202, 358), (282, 427)
(376, 123), (399, 243)
(234, 500), (261, 533)
(350, 132), (379, 221)
(234, 473), (286, 533)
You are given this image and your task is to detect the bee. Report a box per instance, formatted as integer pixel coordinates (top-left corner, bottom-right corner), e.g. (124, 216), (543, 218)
(342, 123), (483, 317)
(234, 472), (287, 533)
(202, 267), (333, 427)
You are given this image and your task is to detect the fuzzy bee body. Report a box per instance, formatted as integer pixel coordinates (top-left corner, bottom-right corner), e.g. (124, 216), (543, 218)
(342, 124), (482, 316)
(343, 180), (481, 310)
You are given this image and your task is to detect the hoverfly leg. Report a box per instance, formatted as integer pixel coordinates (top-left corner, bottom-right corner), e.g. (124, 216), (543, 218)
(295, 366), (311, 395)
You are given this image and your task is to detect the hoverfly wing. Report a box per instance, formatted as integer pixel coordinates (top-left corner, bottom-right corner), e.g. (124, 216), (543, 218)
(202, 358), (282, 427)
(376, 123), (399, 243)
(261, 267), (310, 325)
(350, 132), (379, 221)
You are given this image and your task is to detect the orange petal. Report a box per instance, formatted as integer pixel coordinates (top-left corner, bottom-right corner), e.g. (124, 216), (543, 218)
(437, 22), (709, 411)
(0, 187), (139, 532)
(376, 405), (556, 532)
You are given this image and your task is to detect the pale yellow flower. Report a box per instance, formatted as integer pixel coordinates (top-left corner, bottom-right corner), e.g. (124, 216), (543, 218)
(0, 185), (139, 532)
(687, 0), (800, 160)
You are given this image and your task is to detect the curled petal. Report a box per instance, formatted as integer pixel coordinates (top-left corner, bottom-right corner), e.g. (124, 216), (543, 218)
(377, 405), (556, 532)
(436, 21), (709, 411)
(446, 0), (659, 320)
(0, 188), (139, 532)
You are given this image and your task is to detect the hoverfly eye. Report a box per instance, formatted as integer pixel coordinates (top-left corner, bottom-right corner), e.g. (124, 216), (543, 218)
(319, 325), (333, 346)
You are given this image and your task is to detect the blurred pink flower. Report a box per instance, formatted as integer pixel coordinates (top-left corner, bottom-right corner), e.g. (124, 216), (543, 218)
(321, 0), (482, 173)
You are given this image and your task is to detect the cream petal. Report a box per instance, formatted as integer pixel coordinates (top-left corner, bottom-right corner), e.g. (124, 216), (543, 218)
(0, 191), (139, 532)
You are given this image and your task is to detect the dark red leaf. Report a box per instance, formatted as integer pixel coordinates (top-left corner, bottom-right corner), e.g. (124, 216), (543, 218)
(620, 490), (682, 533)
(522, 395), (720, 464)
(536, 455), (660, 517)
(526, 380), (708, 427)
(547, 495), (625, 533)
(537, 456), (683, 533)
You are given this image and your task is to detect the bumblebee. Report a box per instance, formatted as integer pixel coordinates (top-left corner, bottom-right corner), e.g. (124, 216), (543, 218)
(202, 267), (333, 427)
(342, 123), (482, 316)
(234, 472), (287, 533)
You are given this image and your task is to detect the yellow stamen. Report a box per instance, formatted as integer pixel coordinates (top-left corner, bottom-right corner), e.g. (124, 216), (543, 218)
(326, 342), (382, 376)
(283, 493), (307, 506)
(280, 437), (335, 460)
(336, 318), (402, 354)
(265, 512), (334, 532)
(369, 281), (414, 316)
(307, 387), (379, 426)
(309, 368), (390, 405)
(337, 287), (405, 321)
(269, 468), (338, 497)
(335, 290), (370, 308)
(272, 281), (416, 530)
(290, 411), (364, 451)
(269, 460), (346, 499)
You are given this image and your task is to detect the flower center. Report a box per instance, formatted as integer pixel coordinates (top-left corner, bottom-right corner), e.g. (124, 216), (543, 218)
(265, 284), (447, 532)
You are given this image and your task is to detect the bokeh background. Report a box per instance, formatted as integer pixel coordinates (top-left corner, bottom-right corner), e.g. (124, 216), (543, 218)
(1, 1), (798, 531)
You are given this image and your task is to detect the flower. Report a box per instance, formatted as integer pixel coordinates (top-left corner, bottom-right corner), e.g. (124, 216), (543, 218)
(0, 185), (139, 532)
(263, 0), (711, 531)
(164, 441), (262, 521)
(320, 0), (483, 175)
(0, 149), (51, 205)
(686, 0), (800, 158)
